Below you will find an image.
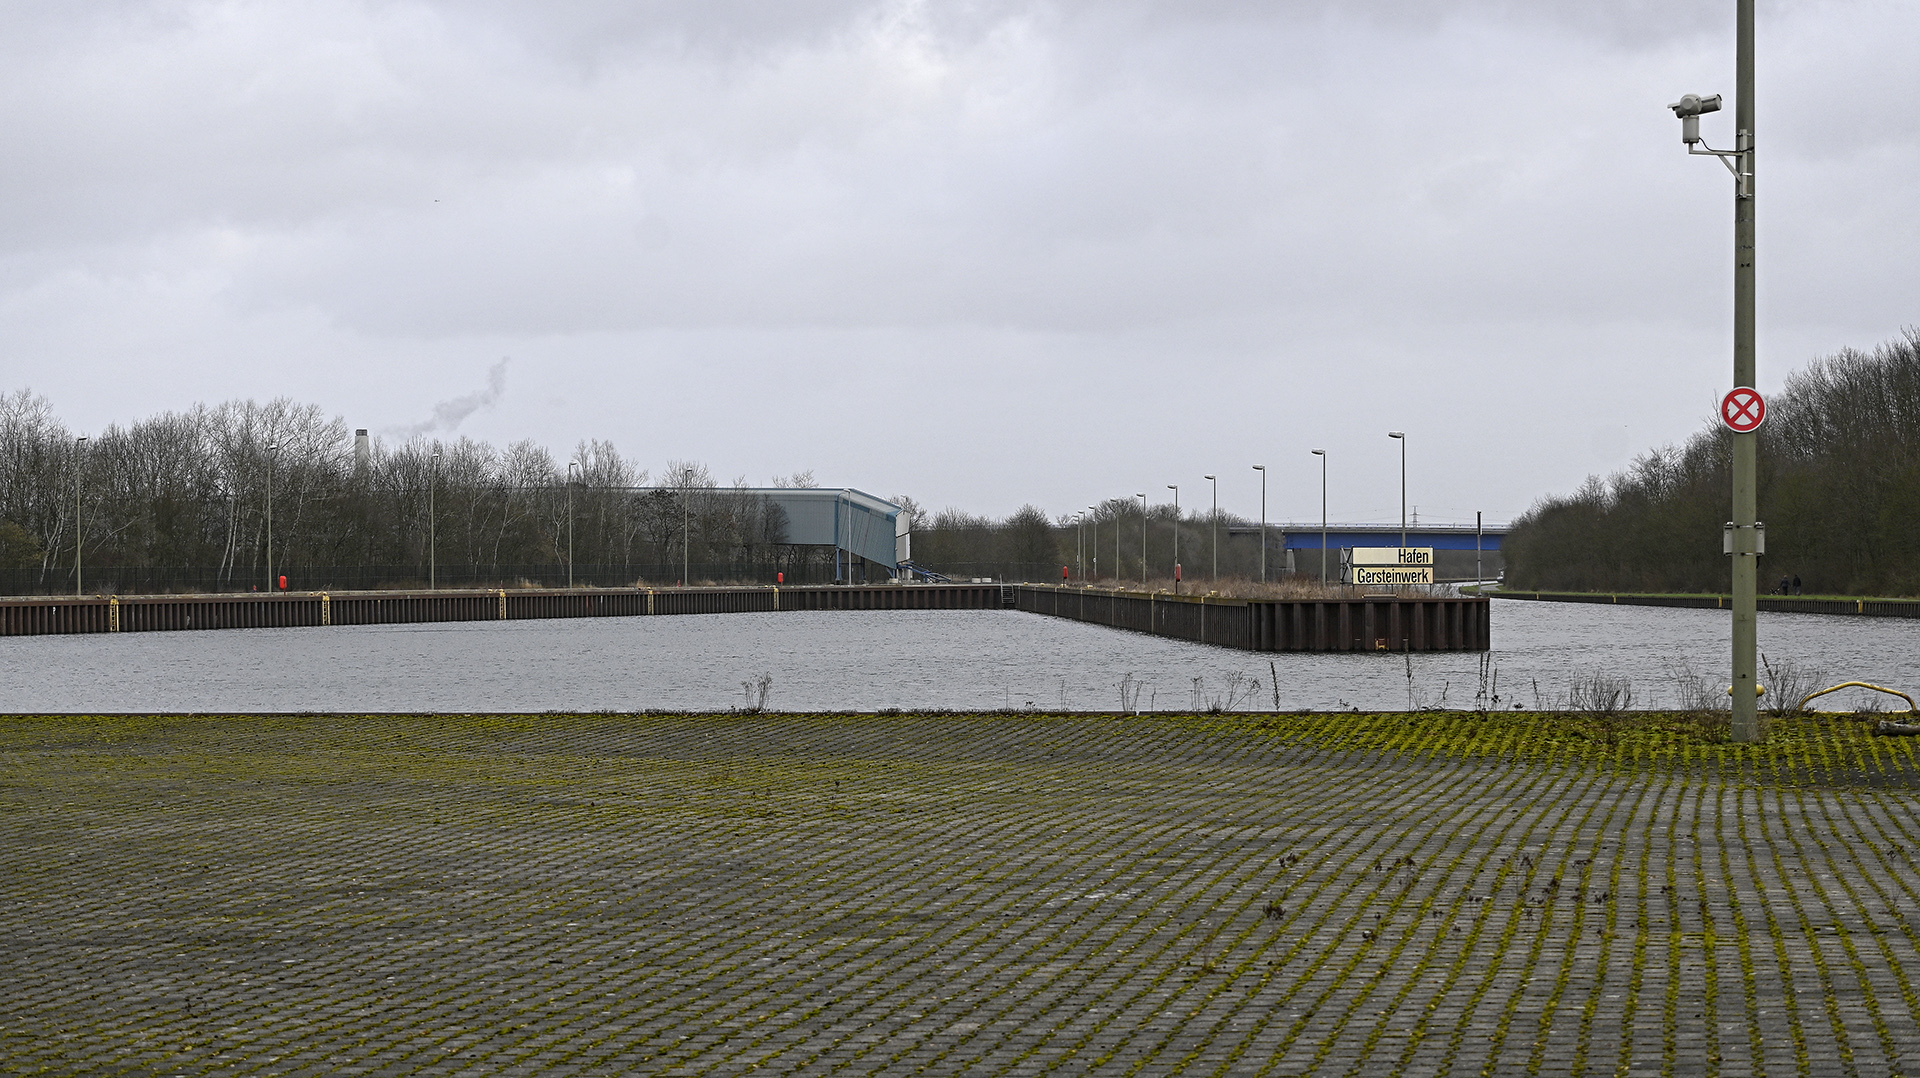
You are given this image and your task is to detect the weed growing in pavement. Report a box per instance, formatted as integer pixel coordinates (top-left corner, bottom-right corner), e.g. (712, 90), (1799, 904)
(1403, 654), (1451, 711)
(1760, 654), (1825, 717)
(1192, 672), (1261, 713)
(1190, 920), (1223, 974)
(1530, 679), (1567, 712)
(1568, 671), (1633, 716)
(1219, 671), (1259, 712)
(1473, 653), (1503, 711)
(1119, 674), (1145, 714)
(740, 673), (774, 712)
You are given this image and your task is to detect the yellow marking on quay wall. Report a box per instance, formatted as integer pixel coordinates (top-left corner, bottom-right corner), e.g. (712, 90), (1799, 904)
(108, 596), (119, 632)
(321, 592), (330, 626)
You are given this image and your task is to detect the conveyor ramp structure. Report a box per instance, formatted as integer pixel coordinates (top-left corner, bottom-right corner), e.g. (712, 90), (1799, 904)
(754, 487), (906, 582)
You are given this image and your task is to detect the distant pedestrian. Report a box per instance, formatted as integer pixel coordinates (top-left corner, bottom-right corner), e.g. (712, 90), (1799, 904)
(1793, 574), (1802, 595)
(1778, 576), (1791, 595)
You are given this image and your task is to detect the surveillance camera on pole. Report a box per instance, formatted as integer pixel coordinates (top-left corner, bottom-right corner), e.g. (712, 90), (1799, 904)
(1669, 90), (1748, 196)
(1668, 92), (1722, 144)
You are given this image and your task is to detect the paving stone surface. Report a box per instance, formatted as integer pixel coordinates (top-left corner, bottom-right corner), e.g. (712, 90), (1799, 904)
(5, 711), (1920, 1076)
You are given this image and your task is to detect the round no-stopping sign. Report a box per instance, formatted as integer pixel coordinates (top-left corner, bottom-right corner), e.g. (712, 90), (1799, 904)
(1721, 387), (1767, 432)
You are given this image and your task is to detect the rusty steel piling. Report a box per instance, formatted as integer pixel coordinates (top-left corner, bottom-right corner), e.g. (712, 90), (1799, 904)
(0, 582), (1486, 652)
(1013, 585), (1489, 652)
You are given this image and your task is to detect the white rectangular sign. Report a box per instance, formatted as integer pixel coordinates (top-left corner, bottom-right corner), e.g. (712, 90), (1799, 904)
(1349, 565), (1435, 586)
(1347, 547), (1434, 566)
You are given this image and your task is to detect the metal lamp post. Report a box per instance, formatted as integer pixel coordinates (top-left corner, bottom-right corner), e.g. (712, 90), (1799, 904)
(566, 460), (578, 589)
(1252, 465), (1266, 583)
(1167, 484), (1179, 593)
(1203, 474), (1217, 584)
(73, 436), (87, 596)
(1671, 1), (1760, 742)
(682, 467), (693, 587)
(1074, 512), (1083, 581)
(265, 442), (278, 591)
(429, 448), (441, 590)
(223, 490), (235, 589)
(1311, 449), (1327, 586)
(1089, 506), (1098, 581)
(1136, 493), (1147, 588)
(1387, 432), (1406, 549)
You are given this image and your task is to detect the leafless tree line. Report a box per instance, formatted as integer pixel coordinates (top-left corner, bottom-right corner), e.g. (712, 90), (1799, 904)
(0, 390), (814, 593)
(1505, 329), (1920, 596)
(905, 496), (1266, 583)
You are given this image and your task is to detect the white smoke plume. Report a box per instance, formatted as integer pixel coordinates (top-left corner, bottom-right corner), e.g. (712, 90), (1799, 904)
(389, 358), (508, 438)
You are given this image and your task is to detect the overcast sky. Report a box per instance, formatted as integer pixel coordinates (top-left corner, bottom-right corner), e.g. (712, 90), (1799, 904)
(3, 0), (1914, 526)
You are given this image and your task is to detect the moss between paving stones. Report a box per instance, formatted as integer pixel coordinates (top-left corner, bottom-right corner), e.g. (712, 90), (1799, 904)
(6, 707), (1904, 768)
(6, 710), (1920, 1077)
(1170, 709), (1917, 786)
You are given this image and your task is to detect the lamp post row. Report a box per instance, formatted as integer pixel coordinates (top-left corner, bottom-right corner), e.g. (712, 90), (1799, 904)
(1076, 432), (1416, 589)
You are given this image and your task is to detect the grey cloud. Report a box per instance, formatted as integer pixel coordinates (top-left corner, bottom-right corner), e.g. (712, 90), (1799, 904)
(0, 0), (1913, 525)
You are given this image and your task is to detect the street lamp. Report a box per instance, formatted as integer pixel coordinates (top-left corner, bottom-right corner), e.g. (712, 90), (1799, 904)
(1203, 474), (1217, 584)
(429, 448), (441, 590)
(1251, 465), (1266, 583)
(1088, 506), (1098, 580)
(1136, 493), (1146, 588)
(1073, 511), (1083, 581)
(1387, 432), (1406, 550)
(682, 466), (694, 587)
(223, 490), (235, 590)
(73, 436), (87, 596)
(1310, 450), (1327, 586)
(566, 460), (578, 589)
(265, 441), (278, 591)
(1476, 510), (1484, 588)
(1167, 484), (1179, 593)
(1671, 2), (1760, 743)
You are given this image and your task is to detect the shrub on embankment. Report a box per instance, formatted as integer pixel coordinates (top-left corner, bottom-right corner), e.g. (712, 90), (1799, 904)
(1505, 329), (1920, 596)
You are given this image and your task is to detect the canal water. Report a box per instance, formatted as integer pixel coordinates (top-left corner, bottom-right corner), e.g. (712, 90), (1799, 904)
(6, 600), (1919, 714)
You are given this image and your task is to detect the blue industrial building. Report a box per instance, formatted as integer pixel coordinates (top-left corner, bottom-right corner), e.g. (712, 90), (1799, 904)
(1230, 522), (1507, 582)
